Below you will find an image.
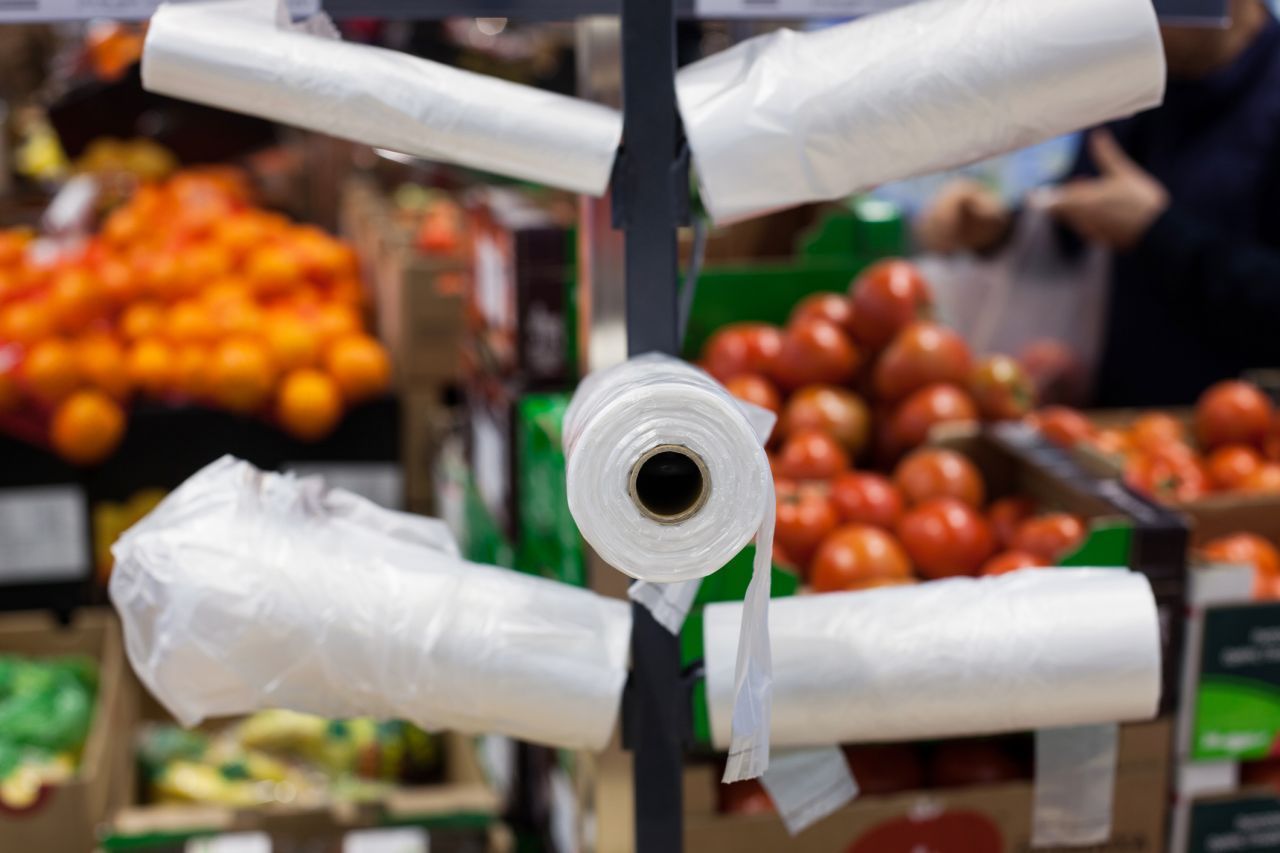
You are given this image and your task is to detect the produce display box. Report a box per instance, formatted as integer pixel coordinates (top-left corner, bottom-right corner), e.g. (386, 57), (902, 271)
(0, 610), (137, 853)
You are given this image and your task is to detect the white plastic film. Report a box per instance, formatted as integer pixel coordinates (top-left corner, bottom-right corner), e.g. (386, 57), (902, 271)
(704, 570), (1161, 750)
(1033, 723), (1120, 848)
(109, 457), (631, 752)
(142, 0), (621, 196)
(760, 747), (859, 836)
(676, 0), (1166, 223)
(563, 354), (776, 780)
(628, 578), (704, 634)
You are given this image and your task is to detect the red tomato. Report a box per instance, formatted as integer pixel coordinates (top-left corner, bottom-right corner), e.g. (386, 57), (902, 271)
(1242, 464), (1280, 495)
(842, 744), (924, 795)
(1125, 447), (1212, 504)
(700, 323), (783, 383)
(724, 373), (783, 416)
(790, 292), (854, 331)
(886, 384), (979, 456)
(810, 525), (913, 592)
(719, 780), (774, 815)
(846, 812), (1003, 853)
(981, 550), (1046, 576)
(829, 472), (905, 530)
(772, 319), (862, 391)
(779, 385), (871, 456)
(775, 481), (840, 570)
(1128, 412), (1189, 454)
(1027, 406), (1096, 449)
(1011, 514), (1086, 563)
(1201, 533), (1280, 578)
(928, 740), (1026, 788)
(848, 259), (934, 352)
(1265, 414), (1280, 462)
(897, 498), (995, 579)
(774, 430), (851, 480)
(987, 496), (1037, 550)
(893, 448), (985, 508)
(1196, 381), (1274, 451)
(1091, 428), (1133, 457)
(1206, 445), (1264, 491)
(969, 354), (1036, 421)
(873, 323), (973, 402)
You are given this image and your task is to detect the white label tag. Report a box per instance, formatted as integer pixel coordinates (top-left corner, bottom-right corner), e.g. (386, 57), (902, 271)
(0, 486), (87, 584)
(286, 462), (404, 510)
(344, 828), (430, 853)
(0, 0), (318, 22)
(186, 833), (271, 853)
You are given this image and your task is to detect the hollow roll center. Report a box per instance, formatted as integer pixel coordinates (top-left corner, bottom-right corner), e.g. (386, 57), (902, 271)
(629, 445), (710, 524)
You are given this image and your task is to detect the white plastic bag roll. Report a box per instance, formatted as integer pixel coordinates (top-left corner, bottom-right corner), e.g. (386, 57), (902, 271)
(704, 570), (1161, 750)
(677, 0), (1166, 222)
(563, 354), (776, 780)
(143, 0), (622, 196)
(109, 457), (631, 752)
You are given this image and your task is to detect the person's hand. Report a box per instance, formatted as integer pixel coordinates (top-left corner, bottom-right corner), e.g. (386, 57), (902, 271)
(915, 179), (1012, 255)
(1046, 130), (1170, 251)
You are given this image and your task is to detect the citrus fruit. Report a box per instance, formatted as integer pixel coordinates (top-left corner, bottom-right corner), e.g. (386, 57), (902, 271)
(76, 336), (131, 400)
(50, 390), (125, 465)
(264, 313), (322, 372)
(23, 339), (81, 404)
(325, 335), (390, 403)
(127, 338), (175, 397)
(208, 338), (275, 413)
(278, 369), (343, 440)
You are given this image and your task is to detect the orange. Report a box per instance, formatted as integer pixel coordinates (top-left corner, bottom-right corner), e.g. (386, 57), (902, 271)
(294, 231), (355, 281)
(264, 313), (321, 372)
(208, 338), (274, 413)
(0, 300), (55, 345)
(97, 257), (140, 306)
(127, 337), (175, 397)
(314, 303), (360, 344)
(23, 339), (81, 405)
(0, 228), (33, 267)
(324, 335), (391, 403)
(277, 368), (343, 440)
(166, 301), (217, 345)
(214, 300), (264, 339)
(50, 390), (125, 466)
(76, 336), (131, 400)
(145, 253), (182, 300)
(213, 215), (265, 261)
(103, 206), (144, 247)
(120, 301), (165, 341)
(202, 277), (253, 310)
(0, 351), (20, 411)
(49, 267), (106, 333)
(178, 243), (233, 296)
(246, 246), (303, 297)
(172, 345), (209, 399)
(328, 278), (365, 307)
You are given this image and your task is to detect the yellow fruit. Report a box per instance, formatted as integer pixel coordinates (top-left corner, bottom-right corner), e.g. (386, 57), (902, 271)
(277, 369), (342, 441)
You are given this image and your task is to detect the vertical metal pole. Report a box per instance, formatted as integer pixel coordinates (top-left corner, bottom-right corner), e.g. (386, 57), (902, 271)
(618, 0), (686, 851)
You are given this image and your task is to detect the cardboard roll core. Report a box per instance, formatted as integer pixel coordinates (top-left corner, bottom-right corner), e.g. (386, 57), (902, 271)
(629, 445), (710, 524)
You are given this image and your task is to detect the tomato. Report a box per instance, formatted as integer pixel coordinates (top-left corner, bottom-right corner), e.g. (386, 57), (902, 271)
(775, 481), (840, 570)
(720, 779), (774, 815)
(829, 472), (905, 530)
(1027, 406), (1096, 449)
(842, 744), (923, 795)
(1243, 464), (1280, 495)
(847, 812), (1003, 853)
(1091, 428), (1133, 458)
(873, 323), (973, 402)
(724, 373), (782, 416)
(1125, 447), (1212, 504)
(1202, 533), (1280, 599)
(700, 323), (784, 383)
(779, 385), (871, 456)
(1206, 445), (1264, 491)
(1128, 412), (1189, 454)
(981, 550), (1046, 576)
(789, 292), (854, 331)
(987, 496), (1037, 549)
(1018, 339), (1088, 407)
(1011, 514), (1086, 563)
(810, 525), (913, 592)
(774, 429), (851, 480)
(885, 384), (978, 457)
(893, 448), (985, 508)
(897, 498), (995, 579)
(1265, 414), (1280, 462)
(1196, 381), (1274, 451)
(928, 740), (1025, 788)
(969, 354), (1036, 421)
(771, 318), (862, 391)
(847, 259), (934, 352)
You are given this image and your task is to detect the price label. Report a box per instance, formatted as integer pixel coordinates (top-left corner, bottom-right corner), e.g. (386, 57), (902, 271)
(344, 828), (429, 853)
(0, 0), (318, 23)
(0, 486), (87, 584)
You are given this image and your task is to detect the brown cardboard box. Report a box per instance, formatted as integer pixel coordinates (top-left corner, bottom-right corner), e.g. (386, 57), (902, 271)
(592, 722), (1170, 853)
(0, 610), (137, 853)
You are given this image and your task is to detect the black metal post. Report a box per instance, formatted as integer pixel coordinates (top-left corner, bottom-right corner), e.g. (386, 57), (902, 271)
(617, 0), (687, 851)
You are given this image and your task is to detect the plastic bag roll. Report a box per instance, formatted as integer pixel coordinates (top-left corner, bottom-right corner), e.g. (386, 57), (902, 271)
(563, 354), (777, 779)
(703, 570), (1161, 750)
(676, 0), (1166, 222)
(143, 0), (621, 196)
(109, 457), (631, 752)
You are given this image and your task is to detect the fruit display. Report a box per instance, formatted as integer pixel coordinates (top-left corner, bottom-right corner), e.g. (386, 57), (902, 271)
(137, 709), (442, 809)
(1196, 532), (1280, 601)
(0, 168), (392, 464)
(0, 655), (98, 808)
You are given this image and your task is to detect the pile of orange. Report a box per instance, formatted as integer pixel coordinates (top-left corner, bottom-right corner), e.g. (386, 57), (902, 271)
(0, 168), (391, 465)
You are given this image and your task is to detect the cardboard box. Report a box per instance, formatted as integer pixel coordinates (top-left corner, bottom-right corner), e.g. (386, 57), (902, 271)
(0, 610), (137, 853)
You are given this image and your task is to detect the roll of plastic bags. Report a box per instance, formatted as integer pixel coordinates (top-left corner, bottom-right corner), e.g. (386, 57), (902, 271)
(109, 456), (631, 752)
(677, 0), (1166, 222)
(142, 0), (622, 196)
(563, 353), (776, 780)
(703, 570), (1161, 750)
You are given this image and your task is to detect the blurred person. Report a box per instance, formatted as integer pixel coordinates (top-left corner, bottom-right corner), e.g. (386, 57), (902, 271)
(917, 0), (1280, 406)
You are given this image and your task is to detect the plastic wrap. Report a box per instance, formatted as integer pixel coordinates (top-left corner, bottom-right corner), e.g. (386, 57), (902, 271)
(109, 457), (631, 752)
(704, 570), (1161, 750)
(142, 0), (621, 196)
(676, 0), (1166, 222)
(563, 354), (776, 779)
